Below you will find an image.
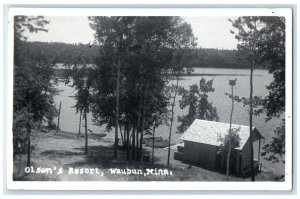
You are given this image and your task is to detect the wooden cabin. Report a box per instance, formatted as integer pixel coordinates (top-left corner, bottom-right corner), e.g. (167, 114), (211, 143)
(174, 119), (264, 176)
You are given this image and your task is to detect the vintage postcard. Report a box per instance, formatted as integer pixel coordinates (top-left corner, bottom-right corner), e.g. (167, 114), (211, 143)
(6, 7), (293, 190)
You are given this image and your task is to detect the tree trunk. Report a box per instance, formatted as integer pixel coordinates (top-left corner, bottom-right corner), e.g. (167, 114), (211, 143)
(152, 125), (156, 164)
(132, 128), (136, 160)
(84, 110), (88, 154)
(18, 153), (22, 177)
(119, 126), (124, 146)
(114, 57), (121, 159)
(249, 65), (255, 181)
(126, 123), (130, 160)
(140, 106), (146, 163)
(135, 91), (143, 160)
(56, 101), (62, 134)
(226, 84), (234, 178)
(26, 120), (31, 167)
(139, 83), (149, 163)
(167, 75), (180, 166)
(77, 110), (82, 138)
(136, 129), (139, 160)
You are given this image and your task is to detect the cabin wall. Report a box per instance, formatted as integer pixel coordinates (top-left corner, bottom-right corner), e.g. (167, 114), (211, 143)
(235, 150), (242, 175)
(241, 139), (251, 171)
(183, 141), (218, 170)
(223, 147), (242, 175)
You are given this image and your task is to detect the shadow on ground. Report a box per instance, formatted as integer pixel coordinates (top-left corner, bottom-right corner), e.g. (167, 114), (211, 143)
(65, 145), (161, 169)
(40, 150), (82, 159)
(61, 145), (181, 181)
(29, 139), (281, 181)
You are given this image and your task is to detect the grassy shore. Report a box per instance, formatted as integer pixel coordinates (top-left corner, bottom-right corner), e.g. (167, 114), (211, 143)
(13, 130), (284, 181)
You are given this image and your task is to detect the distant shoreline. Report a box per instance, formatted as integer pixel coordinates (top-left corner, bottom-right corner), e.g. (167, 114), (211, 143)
(181, 73), (263, 77)
(54, 68), (264, 77)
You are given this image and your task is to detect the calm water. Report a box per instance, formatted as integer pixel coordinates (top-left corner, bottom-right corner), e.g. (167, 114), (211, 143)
(54, 68), (281, 144)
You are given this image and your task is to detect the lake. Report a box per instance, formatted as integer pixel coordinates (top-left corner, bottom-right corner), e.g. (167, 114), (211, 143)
(53, 67), (281, 145)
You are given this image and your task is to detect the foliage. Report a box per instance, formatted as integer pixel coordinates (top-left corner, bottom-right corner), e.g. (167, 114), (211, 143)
(89, 16), (195, 130)
(14, 16), (49, 42)
(230, 16), (286, 162)
(62, 52), (97, 154)
(13, 16), (58, 157)
(23, 41), (252, 69)
(258, 17), (285, 121)
(88, 16), (196, 160)
(192, 48), (249, 69)
(218, 127), (241, 149)
(13, 46), (59, 122)
(261, 119), (285, 163)
(224, 93), (265, 116)
(14, 16), (58, 122)
(177, 78), (219, 134)
(63, 58), (94, 114)
(13, 107), (34, 156)
(230, 16), (263, 181)
(229, 16), (285, 120)
(22, 41), (98, 64)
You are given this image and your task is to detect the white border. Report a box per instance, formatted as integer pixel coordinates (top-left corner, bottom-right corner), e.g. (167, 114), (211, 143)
(7, 7), (293, 17)
(6, 7), (293, 191)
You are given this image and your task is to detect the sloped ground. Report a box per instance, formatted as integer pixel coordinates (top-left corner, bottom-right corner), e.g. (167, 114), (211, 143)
(13, 131), (283, 182)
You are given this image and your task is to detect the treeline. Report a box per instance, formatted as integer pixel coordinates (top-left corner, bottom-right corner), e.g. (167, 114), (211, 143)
(193, 48), (248, 68)
(23, 41), (248, 68)
(22, 41), (99, 64)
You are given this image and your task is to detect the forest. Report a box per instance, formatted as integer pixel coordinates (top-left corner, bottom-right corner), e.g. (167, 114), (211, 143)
(22, 41), (249, 68)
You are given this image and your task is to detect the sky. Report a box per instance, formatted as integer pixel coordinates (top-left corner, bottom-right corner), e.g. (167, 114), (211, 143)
(25, 16), (239, 50)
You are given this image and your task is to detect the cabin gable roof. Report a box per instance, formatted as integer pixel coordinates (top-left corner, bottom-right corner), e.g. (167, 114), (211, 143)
(180, 119), (264, 150)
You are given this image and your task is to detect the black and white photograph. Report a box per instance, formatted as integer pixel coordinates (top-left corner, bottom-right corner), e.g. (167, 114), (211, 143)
(6, 7), (292, 190)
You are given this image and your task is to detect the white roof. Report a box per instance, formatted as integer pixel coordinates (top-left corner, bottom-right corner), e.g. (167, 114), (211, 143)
(180, 119), (264, 150)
